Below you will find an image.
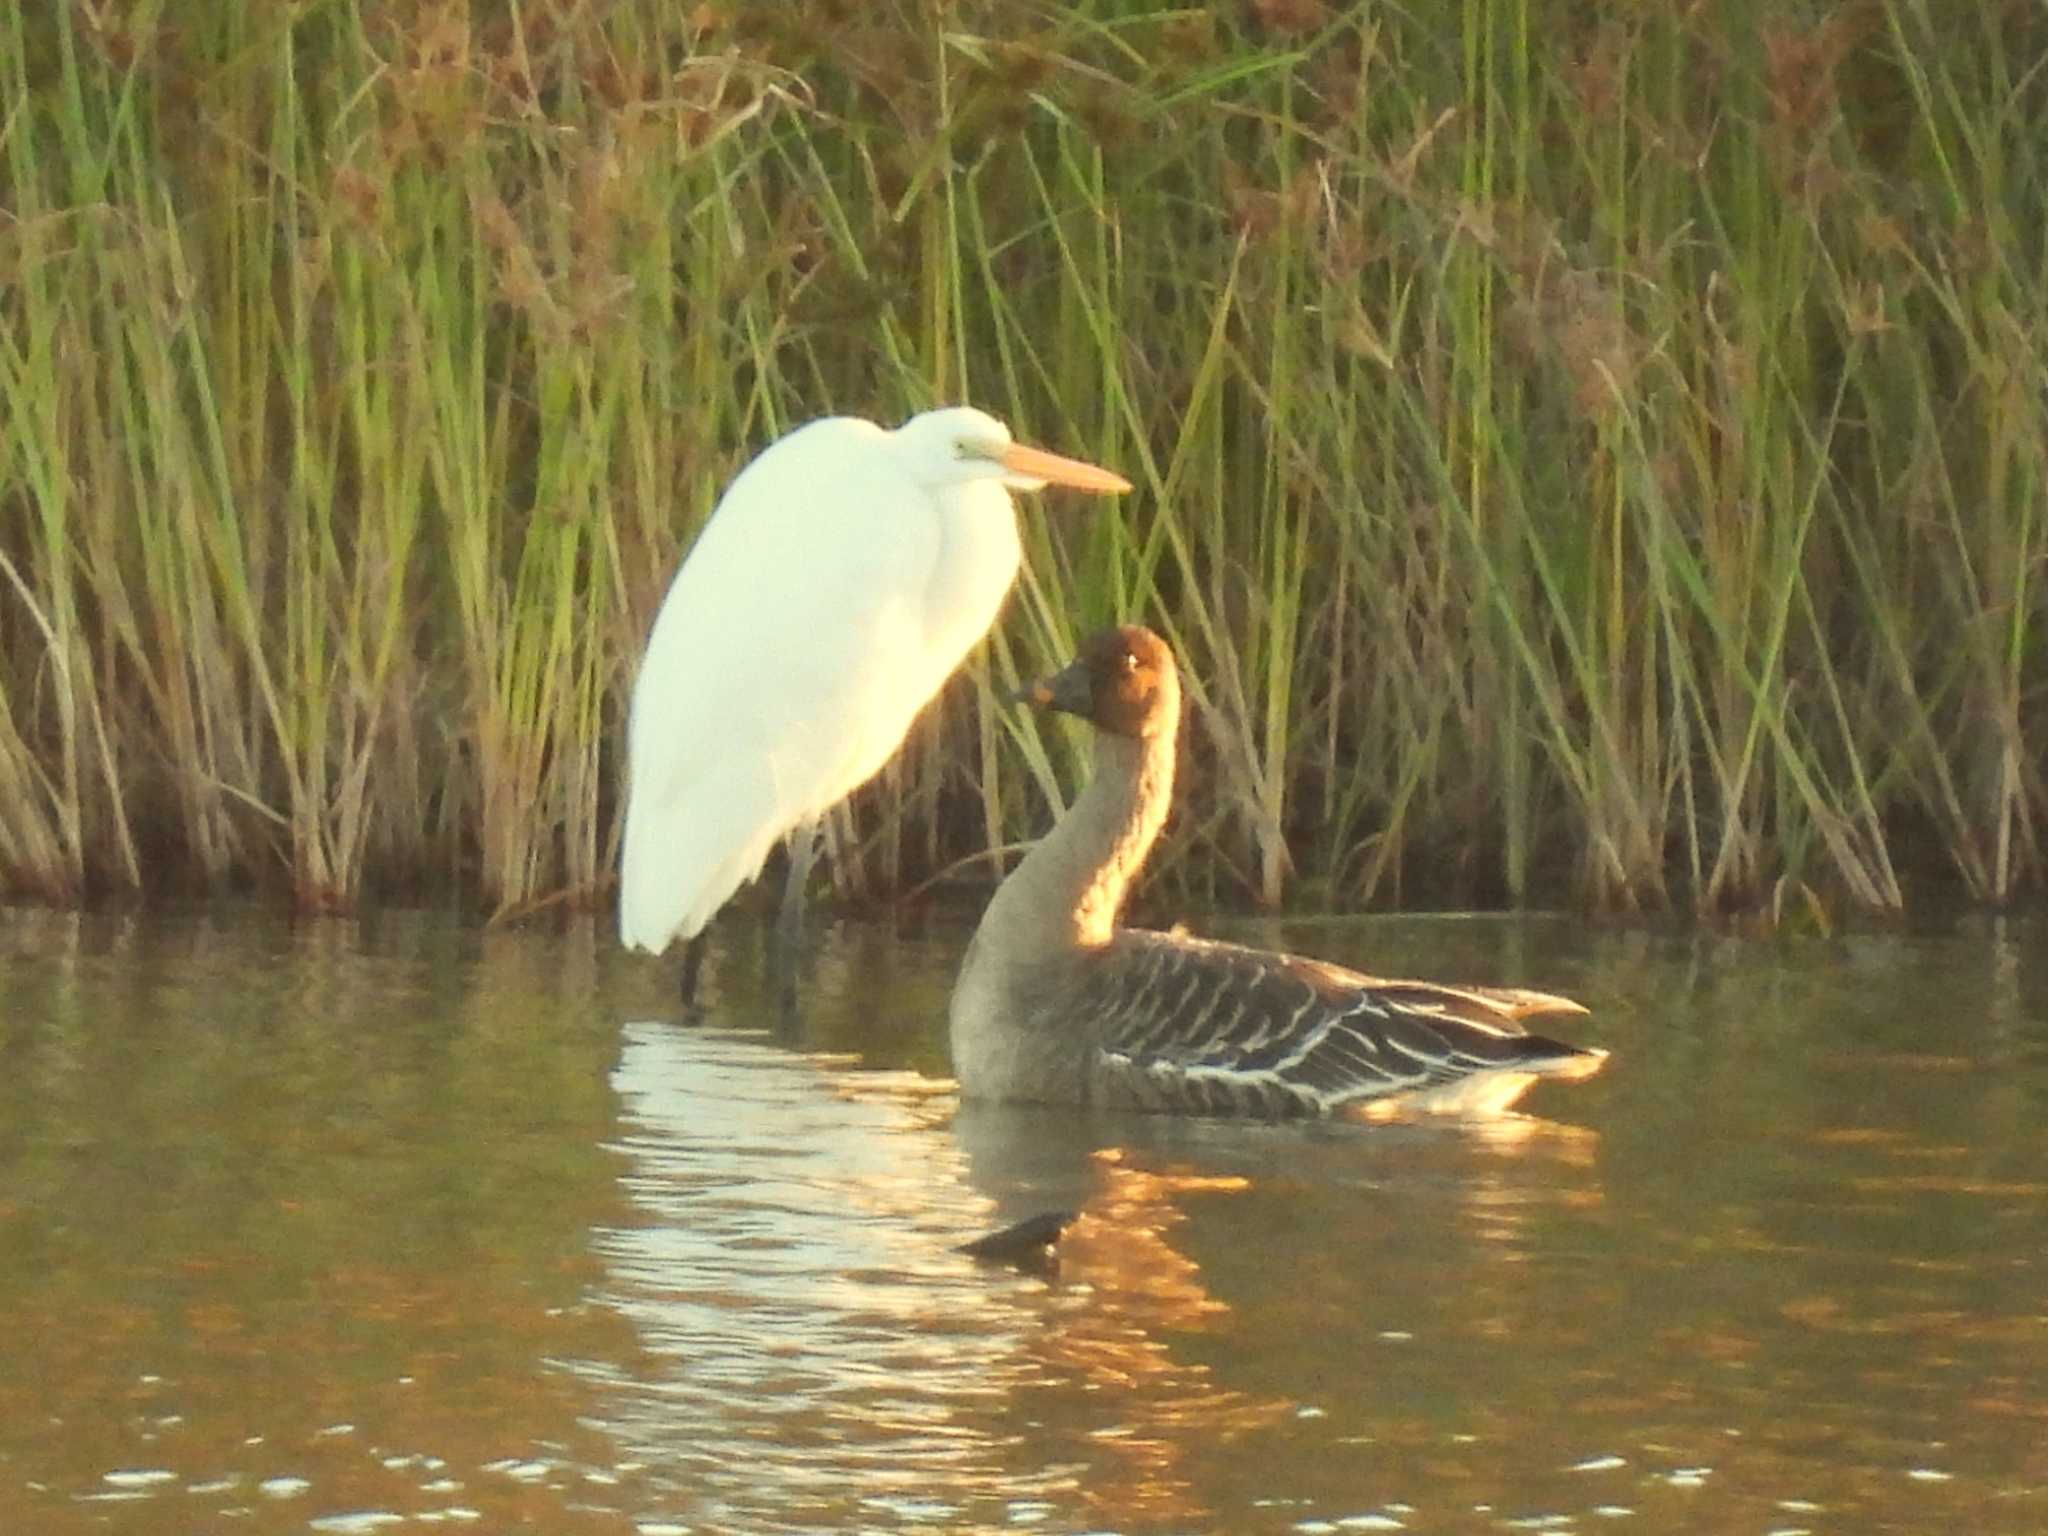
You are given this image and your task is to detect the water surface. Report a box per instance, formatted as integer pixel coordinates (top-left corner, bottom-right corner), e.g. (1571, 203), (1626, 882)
(3, 904), (2045, 1533)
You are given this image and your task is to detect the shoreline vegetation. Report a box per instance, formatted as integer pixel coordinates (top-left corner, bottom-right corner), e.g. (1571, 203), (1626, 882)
(2, 2), (2044, 923)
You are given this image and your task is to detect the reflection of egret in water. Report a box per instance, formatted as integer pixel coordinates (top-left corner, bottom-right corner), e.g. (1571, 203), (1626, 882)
(585, 1017), (1608, 1531)
(586, 1023), (1297, 1529)
(587, 1020), (1043, 1530)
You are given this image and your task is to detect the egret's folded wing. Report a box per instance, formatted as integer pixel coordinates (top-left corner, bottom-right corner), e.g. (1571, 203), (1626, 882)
(618, 419), (938, 952)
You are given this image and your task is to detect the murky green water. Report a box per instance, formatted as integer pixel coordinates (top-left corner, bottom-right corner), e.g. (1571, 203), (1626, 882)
(3, 904), (2045, 1534)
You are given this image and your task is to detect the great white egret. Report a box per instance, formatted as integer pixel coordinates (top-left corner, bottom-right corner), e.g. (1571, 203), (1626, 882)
(619, 406), (1131, 979)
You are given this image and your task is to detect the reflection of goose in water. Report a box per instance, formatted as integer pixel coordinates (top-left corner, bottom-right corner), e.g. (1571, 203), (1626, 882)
(953, 627), (1608, 1118)
(947, 1096), (1608, 1527)
(590, 1001), (1605, 1531)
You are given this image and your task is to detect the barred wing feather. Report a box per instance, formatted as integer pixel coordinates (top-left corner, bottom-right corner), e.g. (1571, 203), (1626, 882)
(1078, 931), (1605, 1117)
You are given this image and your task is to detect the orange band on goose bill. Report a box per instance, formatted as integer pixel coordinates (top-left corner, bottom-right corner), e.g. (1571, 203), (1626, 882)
(1000, 442), (1133, 494)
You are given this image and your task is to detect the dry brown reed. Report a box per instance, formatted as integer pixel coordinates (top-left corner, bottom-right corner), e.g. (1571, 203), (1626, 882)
(2, 0), (2044, 923)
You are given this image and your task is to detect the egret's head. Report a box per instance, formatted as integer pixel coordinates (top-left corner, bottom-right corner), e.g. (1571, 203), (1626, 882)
(1018, 625), (1179, 742)
(896, 407), (1132, 496)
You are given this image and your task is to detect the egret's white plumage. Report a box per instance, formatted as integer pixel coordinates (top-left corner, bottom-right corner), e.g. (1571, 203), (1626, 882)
(620, 407), (1129, 954)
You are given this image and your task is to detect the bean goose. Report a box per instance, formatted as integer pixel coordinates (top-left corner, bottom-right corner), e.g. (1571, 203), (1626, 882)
(949, 626), (1608, 1117)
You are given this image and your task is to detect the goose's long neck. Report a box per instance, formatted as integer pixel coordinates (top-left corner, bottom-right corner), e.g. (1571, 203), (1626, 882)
(990, 723), (1176, 955)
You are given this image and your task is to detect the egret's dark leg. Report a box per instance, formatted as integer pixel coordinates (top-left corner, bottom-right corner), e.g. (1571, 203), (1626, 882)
(774, 951), (802, 1039)
(678, 929), (709, 1009)
(775, 817), (820, 954)
(767, 818), (818, 1034)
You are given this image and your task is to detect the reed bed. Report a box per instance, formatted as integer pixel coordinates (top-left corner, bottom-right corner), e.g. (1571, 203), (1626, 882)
(2, 0), (2044, 920)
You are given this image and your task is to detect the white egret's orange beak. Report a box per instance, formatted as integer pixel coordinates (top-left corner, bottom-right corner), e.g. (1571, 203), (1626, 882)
(998, 441), (1132, 495)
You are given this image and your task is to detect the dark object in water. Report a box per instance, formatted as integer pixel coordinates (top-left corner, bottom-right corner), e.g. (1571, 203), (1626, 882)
(954, 1210), (1077, 1270)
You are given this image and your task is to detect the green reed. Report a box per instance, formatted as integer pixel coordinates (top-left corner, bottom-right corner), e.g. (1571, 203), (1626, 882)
(1, 0), (2043, 920)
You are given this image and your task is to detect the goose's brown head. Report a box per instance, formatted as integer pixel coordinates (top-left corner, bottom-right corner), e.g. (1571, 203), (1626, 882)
(1019, 625), (1178, 740)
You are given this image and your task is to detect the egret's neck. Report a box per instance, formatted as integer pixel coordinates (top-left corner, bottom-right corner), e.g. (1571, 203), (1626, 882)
(923, 482), (1023, 663)
(987, 724), (1177, 955)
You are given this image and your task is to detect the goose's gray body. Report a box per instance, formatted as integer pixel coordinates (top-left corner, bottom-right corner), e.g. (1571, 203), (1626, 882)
(949, 627), (1606, 1118)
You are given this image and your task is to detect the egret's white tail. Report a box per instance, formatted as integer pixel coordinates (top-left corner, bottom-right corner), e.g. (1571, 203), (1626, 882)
(618, 793), (780, 954)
